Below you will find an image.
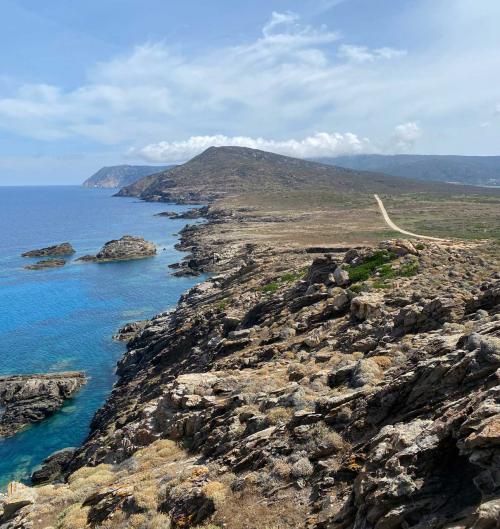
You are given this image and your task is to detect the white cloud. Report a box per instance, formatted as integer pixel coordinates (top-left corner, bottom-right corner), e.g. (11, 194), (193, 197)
(0, 4), (499, 156)
(391, 122), (422, 150)
(338, 44), (407, 63)
(131, 132), (377, 162)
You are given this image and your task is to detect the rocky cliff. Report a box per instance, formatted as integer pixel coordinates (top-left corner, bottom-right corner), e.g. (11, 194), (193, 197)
(4, 200), (499, 529)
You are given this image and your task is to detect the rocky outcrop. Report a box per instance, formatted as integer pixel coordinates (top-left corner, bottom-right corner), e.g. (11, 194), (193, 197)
(0, 482), (37, 528)
(24, 258), (66, 270)
(77, 236), (156, 263)
(7, 230), (500, 529)
(21, 242), (74, 258)
(30, 448), (76, 485)
(0, 372), (86, 437)
(155, 206), (208, 219)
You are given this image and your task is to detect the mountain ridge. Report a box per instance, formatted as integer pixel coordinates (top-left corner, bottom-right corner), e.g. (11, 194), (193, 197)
(116, 146), (489, 202)
(315, 153), (500, 187)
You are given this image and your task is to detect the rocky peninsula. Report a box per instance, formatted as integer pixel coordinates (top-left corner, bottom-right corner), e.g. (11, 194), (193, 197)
(21, 243), (74, 258)
(0, 372), (86, 437)
(77, 235), (156, 263)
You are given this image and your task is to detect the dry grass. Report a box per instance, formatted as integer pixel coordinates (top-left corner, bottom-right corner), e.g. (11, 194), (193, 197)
(266, 407), (294, 425)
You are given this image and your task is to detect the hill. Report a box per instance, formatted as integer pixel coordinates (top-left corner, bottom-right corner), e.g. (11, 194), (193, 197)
(82, 164), (174, 189)
(116, 146), (483, 203)
(316, 154), (500, 187)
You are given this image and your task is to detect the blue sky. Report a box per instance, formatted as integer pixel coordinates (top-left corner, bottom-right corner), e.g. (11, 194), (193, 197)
(0, 0), (499, 184)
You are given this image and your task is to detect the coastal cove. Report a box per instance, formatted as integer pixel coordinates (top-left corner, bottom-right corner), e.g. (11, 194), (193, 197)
(0, 186), (203, 487)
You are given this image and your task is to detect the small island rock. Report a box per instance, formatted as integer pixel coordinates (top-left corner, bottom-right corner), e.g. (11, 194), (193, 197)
(77, 235), (156, 263)
(21, 242), (75, 258)
(24, 259), (66, 270)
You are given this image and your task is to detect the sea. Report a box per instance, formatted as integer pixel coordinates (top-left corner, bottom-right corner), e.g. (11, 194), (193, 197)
(0, 186), (202, 487)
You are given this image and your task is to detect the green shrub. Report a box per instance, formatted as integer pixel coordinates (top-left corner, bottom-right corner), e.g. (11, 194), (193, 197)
(347, 251), (396, 283)
(399, 260), (419, 277)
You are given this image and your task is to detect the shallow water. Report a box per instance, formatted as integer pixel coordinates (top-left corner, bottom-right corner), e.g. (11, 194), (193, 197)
(0, 186), (201, 486)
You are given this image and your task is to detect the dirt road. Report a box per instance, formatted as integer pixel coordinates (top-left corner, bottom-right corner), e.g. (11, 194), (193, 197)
(374, 194), (449, 241)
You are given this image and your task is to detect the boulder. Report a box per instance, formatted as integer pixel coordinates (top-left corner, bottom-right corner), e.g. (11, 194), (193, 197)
(333, 266), (350, 286)
(350, 294), (383, 321)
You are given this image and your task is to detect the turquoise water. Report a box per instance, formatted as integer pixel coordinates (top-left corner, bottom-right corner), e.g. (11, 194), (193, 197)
(0, 186), (201, 487)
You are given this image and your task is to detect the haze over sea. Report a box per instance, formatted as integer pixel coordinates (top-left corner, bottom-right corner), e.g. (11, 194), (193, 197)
(0, 186), (201, 486)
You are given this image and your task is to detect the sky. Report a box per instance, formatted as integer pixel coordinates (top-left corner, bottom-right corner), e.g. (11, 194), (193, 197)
(0, 0), (499, 185)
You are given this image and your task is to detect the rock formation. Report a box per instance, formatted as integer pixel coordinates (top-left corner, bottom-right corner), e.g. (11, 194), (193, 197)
(0, 372), (86, 437)
(21, 242), (74, 258)
(77, 235), (156, 263)
(24, 258), (66, 270)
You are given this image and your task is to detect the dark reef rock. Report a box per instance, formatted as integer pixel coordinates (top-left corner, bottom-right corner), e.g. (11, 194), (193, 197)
(30, 448), (76, 485)
(77, 235), (156, 263)
(0, 372), (86, 437)
(24, 258), (66, 270)
(21, 242), (75, 258)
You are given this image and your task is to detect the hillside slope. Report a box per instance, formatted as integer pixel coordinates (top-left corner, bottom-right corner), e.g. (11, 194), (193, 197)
(116, 147), (477, 203)
(82, 165), (173, 189)
(318, 154), (500, 187)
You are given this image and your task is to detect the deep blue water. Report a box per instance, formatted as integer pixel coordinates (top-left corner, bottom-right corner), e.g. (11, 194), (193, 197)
(0, 186), (201, 487)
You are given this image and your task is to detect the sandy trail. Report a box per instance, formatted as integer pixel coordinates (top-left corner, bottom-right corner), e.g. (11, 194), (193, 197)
(374, 194), (449, 241)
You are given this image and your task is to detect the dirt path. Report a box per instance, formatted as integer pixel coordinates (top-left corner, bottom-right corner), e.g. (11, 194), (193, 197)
(374, 194), (449, 241)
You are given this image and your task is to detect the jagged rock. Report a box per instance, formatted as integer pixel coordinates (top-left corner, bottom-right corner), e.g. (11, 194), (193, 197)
(333, 266), (350, 286)
(77, 235), (156, 262)
(82, 485), (135, 526)
(0, 372), (86, 437)
(159, 470), (216, 528)
(0, 482), (37, 525)
(350, 294), (383, 321)
(24, 258), (66, 270)
(328, 287), (350, 311)
(306, 254), (338, 284)
(394, 295), (467, 334)
(113, 321), (148, 342)
(21, 242), (74, 258)
(30, 448), (76, 485)
(379, 238), (418, 256)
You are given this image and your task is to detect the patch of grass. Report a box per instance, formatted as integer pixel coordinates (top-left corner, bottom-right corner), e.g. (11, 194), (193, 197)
(280, 271), (303, 283)
(217, 299), (228, 311)
(347, 250), (397, 283)
(261, 281), (279, 293)
(348, 283), (366, 294)
(372, 279), (391, 289)
(415, 242), (425, 250)
(261, 270), (304, 293)
(399, 260), (419, 277)
(377, 263), (397, 279)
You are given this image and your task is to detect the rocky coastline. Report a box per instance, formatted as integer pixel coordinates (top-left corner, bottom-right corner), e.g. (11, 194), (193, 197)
(0, 372), (86, 438)
(3, 200), (499, 529)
